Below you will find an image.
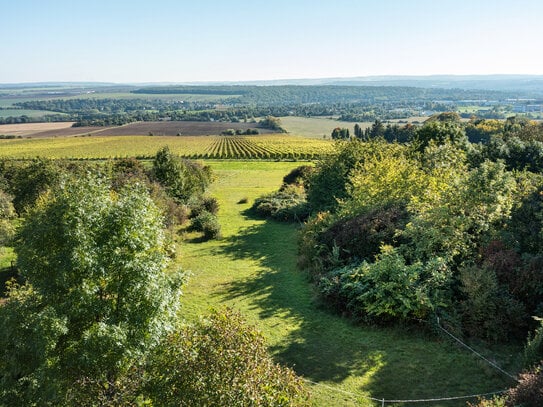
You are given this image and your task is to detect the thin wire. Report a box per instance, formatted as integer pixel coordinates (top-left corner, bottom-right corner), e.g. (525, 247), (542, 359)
(303, 378), (508, 404)
(436, 316), (518, 381)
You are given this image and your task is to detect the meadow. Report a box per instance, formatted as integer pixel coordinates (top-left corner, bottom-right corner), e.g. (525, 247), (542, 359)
(280, 116), (350, 138)
(177, 160), (516, 406)
(0, 109), (67, 119)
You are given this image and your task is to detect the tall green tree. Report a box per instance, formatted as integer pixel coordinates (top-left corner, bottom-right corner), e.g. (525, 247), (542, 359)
(0, 178), (183, 405)
(153, 146), (212, 203)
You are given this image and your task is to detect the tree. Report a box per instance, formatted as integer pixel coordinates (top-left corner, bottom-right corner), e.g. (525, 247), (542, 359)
(146, 308), (309, 406)
(153, 146), (212, 203)
(8, 158), (62, 214)
(331, 127), (350, 139)
(0, 177), (183, 405)
(0, 189), (15, 246)
(354, 123), (363, 138)
(369, 119), (385, 138)
(412, 120), (468, 152)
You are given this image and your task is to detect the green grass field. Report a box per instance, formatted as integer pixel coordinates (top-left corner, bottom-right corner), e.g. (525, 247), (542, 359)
(0, 109), (67, 118)
(280, 116), (384, 139)
(176, 160), (517, 406)
(281, 116), (345, 138)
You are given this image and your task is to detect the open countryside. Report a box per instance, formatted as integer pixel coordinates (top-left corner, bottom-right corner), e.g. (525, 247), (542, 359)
(1, 0), (543, 405)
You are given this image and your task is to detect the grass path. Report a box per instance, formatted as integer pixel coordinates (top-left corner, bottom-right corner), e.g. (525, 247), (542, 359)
(177, 161), (516, 406)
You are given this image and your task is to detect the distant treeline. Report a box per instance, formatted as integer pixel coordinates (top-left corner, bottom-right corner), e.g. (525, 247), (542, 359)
(132, 85), (512, 105)
(0, 114), (71, 125)
(6, 85), (528, 127)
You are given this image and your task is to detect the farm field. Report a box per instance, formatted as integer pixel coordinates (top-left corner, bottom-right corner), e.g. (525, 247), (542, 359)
(0, 121), (277, 138)
(0, 134), (332, 159)
(280, 116), (430, 139)
(0, 122), (77, 136)
(0, 109), (67, 118)
(280, 116), (347, 138)
(177, 160), (517, 406)
(85, 121), (275, 137)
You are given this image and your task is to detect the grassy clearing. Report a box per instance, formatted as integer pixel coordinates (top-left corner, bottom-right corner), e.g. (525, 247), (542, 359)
(0, 109), (67, 118)
(280, 116), (345, 139)
(280, 116), (375, 139)
(177, 160), (516, 406)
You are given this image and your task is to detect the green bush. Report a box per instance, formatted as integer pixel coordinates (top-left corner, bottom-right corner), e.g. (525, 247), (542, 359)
(145, 308), (309, 406)
(282, 165), (314, 188)
(318, 204), (408, 266)
(252, 185), (310, 222)
(0, 190), (16, 245)
(458, 265), (527, 342)
(189, 211), (222, 240)
(152, 146), (212, 203)
(148, 182), (189, 229)
(320, 247), (451, 321)
(190, 195), (220, 218)
(525, 319), (543, 369)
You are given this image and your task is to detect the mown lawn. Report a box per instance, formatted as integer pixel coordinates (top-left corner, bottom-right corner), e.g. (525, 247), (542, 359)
(177, 160), (517, 406)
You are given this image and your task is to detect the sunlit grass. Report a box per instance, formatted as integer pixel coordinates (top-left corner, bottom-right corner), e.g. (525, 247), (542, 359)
(176, 160), (516, 406)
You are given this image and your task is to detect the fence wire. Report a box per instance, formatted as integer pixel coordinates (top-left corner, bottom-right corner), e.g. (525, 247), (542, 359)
(303, 315), (517, 404)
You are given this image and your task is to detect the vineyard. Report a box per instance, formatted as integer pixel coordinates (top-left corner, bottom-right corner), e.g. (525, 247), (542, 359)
(204, 136), (321, 159)
(0, 135), (332, 160)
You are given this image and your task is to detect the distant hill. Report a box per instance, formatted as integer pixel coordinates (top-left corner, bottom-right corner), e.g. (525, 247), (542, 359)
(191, 75), (543, 94)
(2, 75), (543, 96)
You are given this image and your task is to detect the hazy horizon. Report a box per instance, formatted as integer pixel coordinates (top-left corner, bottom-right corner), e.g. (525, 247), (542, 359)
(2, 0), (542, 83)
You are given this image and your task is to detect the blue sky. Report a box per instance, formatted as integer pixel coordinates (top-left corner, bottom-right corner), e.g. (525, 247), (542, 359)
(1, 0), (542, 83)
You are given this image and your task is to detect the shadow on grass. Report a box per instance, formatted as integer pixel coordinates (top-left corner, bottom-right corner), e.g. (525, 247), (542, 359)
(214, 217), (385, 383)
(214, 216), (512, 401)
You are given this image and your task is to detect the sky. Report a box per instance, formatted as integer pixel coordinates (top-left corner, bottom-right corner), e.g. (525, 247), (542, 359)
(1, 0), (542, 83)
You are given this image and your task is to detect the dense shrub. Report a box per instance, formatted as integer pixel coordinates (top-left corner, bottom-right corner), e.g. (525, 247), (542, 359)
(470, 361), (543, 407)
(306, 140), (372, 212)
(504, 182), (543, 254)
(411, 120), (468, 152)
(320, 247), (451, 321)
(110, 157), (148, 190)
(190, 195), (220, 218)
(318, 205), (408, 266)
(145, 308), (309, 406)
(148, 182), (189, 229)
(0, 179), (182, 405)
(524, 319), (543, 369)
(7, 158), (63, 214)
(297, 212), (336, 277)
(282, 165), (314, 188)
(188, 211), (222, 240)
(251, 185), (310, 222)
(0, 190), (16, 245)
(457, 265), (527, 342)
